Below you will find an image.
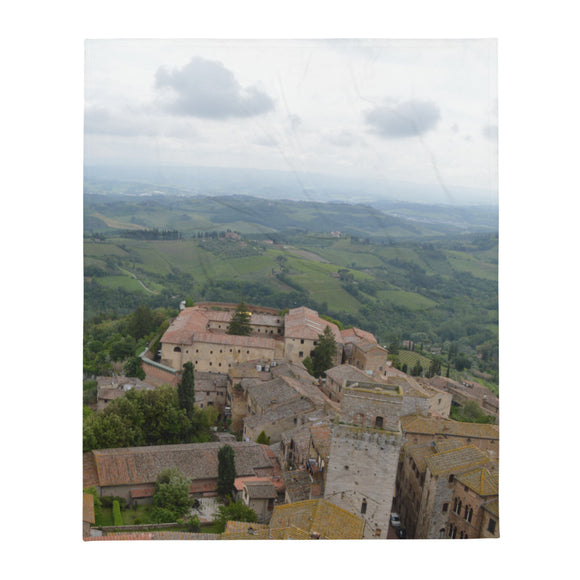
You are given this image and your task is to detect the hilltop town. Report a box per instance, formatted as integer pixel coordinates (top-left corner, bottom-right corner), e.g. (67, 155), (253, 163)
(83, 301), (499, 541)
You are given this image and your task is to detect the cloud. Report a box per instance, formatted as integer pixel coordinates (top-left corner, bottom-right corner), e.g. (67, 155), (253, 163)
(326, 130), (356, 147)
(483, 124), (498, 141)
(84, 105), (198, 139)
(365, 99), (441, 138)
(155, 57), (275, 119)
(84, 106), (155, 137)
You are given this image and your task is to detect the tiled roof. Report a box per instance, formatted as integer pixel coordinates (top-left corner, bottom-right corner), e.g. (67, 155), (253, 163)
(325, 364), (372, 384)
(269, 499), (365, 539)
(161, 307), (209, 344)
(284, 307), (343, 343)
(221, 521), (269, 539)
(192, 331), (277, 350)
(482, 498), (499, 518)
(401, 414), (499, 440)
(425, 445), (490, 476)
(83, 452), (99, 489)
(456, 467), (499, 497)
(247, 377), (300, 410)
(402, 442), (437, 471)
(244, 481), (277, 499)
(83, 493), (95, 524)
(341, 327), (377, 344)
(89, 442), (277, 487)
(243, 397), (315, 429)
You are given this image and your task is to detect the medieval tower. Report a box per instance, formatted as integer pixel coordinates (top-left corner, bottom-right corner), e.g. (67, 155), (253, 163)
(324, 380), (405, 539)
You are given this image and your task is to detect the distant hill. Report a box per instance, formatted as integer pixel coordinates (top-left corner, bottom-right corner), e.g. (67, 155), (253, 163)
(84, 184), (496, 241)
(84, 164), (498, 206)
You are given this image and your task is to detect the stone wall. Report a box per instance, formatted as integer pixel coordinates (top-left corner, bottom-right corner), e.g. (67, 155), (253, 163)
(141, 357), (178, 387)
(324, 425), (404, 538)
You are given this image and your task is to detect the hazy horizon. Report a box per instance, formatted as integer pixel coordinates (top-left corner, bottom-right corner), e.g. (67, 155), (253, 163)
(85, 39), (498, 207)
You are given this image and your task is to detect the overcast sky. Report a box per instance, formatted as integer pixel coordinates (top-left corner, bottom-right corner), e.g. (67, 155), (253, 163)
(85, 39), (497, 202)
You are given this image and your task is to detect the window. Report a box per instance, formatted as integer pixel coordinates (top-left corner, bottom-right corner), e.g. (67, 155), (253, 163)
(173, 347), (181, 352)
(487, 518), (496, 534)
(442, 503), (449, 513)
(374, 416), (384, 429)
(361, 499), (367, 514)
(299, 351), (304, 358)
(300, 339), (305, 344)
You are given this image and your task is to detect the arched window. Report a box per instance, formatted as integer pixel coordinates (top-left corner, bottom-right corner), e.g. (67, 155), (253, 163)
(173, 346), (181, 352)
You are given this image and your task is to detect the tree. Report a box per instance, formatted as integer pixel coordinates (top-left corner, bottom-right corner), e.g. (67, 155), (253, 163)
(123, 356), (146, 379)
(217, 444), (236, 498)
(310, 326), (337, 378)
(226, 302), (252, 336)
(256, 430), (270, 445)
(214, 499), (257, 533)
(153, 467), (193, 521)
(178, 362), (195, 416)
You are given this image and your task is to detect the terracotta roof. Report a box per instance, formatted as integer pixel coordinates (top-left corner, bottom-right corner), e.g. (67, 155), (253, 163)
(401, 414), (499, 440)
(222, 521), (269, 539)
(83, 452), (99, 489)
(161, 307), (209, 344)
(234, 476), (283, 492)
(244, 481), (277, 499)
(456, 467), (499, 497)
(243, 397), (316, 429)
(83, 493), (95, 524)
(284, 307), (343, 343)
(89, 442), (277, 487)
(325, 364), (372, 384)
(482, 498), (499, 518)
(402, 442), (437, 472)
(425, 445), (490, 476)
(269, 499), (365, 539)
(341, 327), (377, 344)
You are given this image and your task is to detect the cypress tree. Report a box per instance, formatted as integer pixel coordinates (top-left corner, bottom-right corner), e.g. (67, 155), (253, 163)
(178, 361), (195, 416)
(217, 444), (237, 498)
(310, 326), (337, 378)
(226, 302), (253, 336)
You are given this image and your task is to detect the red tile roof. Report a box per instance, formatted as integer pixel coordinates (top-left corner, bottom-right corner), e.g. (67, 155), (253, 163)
(284, 307), (342, 343)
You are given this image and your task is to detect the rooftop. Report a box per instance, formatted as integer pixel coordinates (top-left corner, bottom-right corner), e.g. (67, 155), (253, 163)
(456, 467), (499, 497)
(87, 442), (277, 487)
(401, 414), (499, 440)
(269, 499), (365, 539)
(425, 445), (490, 476)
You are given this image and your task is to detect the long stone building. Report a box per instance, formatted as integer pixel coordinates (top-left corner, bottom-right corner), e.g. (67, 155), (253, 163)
(158, 304), (344, 373)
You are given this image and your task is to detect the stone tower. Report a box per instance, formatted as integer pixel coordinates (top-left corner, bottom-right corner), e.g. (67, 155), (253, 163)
(324, 380), (405, 539)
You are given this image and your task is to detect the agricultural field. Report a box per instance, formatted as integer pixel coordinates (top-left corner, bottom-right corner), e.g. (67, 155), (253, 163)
(83, 188), (499, 384)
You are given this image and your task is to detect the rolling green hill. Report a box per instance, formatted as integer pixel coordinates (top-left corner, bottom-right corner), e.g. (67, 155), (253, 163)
(84, 186), (498, 385)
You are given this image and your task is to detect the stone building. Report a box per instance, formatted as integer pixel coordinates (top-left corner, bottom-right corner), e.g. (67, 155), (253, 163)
(95, 376), (156, 411)
(282, 307), (344, 365)
(446, 465), (499, 539)
(82, 441), (283, 505)
(158, 304), (343, 375)
(396, 440), (498, 539)
(323, 364), (374, 403)
(324, 380), (406, 539)
(401, 415), (500, 460)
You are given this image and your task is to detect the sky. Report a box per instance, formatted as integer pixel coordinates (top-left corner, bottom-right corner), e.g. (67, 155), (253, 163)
(85, 38), (498, 203)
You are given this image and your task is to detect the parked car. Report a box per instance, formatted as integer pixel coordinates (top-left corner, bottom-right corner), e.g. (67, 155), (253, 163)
(397, 527), (407, 539)
(390, 513), (401, 527)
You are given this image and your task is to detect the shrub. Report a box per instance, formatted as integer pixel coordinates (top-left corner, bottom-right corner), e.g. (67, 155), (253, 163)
(112, 500), (123, 526)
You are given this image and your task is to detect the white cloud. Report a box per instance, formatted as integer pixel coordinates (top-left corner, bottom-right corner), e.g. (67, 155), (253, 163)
(155, 56), (275, 119)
